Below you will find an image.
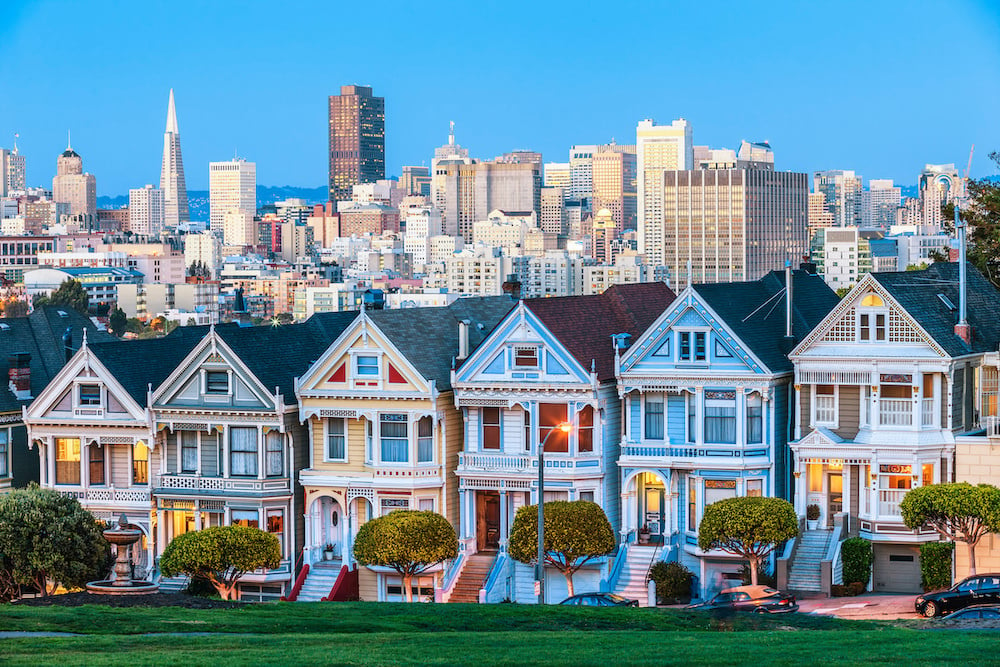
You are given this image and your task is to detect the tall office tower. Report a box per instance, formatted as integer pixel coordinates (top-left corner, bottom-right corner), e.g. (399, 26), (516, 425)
(660, 167), (809, 289)
(328, 85), (385, 203)
(568, 145), (597, 202)
(862, 179), (901, 229)
(443, 161), (541, 242)
(540, 186), (567, 234)
(159, 89), (189, 228)
(51, 137), (97, 218)
(209, 158), (256, 234)
(400, 166), (431, 196)
(808, 191), (835, 238)
(543, 162), (571, 189)
(636, 119), (693, 263)
(813, 170), (863, 228)
(918, 164), (963, 228)
(591, 144), (637, 233)
(591, 208), (617, 263)
(431, 122), (472, 229)
(128, 185), (165, 236)
(222, 210), (256, 247)
(2, 140), (26, 195)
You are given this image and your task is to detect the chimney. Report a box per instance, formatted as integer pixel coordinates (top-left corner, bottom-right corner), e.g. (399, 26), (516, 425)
(458, 319), (470, 360)
(62, 327), (73, 362)
(955, 202), (973, 345)
(8, 353), (31, 400)
(785, 260), (794, 339)
(501, 274), (522, 301)
(611, 333), (631, 352)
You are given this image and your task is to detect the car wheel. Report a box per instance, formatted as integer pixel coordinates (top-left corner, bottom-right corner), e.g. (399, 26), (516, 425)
(922, 601), (939, 618)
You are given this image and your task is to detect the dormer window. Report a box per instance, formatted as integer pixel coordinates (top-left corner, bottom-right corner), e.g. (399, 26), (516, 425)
(356, 355), (379, 376)
(858, 293), (887, 342)
(206, 371), (229, 394)
(679, 331), (707, 362)
(78, 384), (101, 406)
(513, 346), (539, 368)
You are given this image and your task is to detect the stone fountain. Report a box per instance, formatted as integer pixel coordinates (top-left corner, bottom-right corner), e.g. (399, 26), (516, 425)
(86, 514), (159, 595)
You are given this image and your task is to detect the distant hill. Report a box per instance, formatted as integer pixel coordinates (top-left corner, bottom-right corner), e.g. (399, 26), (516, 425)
(97, 185), (328, 219)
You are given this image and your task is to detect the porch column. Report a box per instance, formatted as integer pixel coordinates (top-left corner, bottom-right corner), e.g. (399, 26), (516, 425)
(46, 439), (55, 487)
(694, 388), (704, 446)
(498, 489), (508, 551)
(303, 506), (313, 566)
(257, 426), (265, 480)
(79, 441), (87, 488)
(842, 465), (852, 518)
(794, 466), (806, 515)
(193, 502), (203, 530)
(156, 509), (166, 556)
(341, 504), (351, 563)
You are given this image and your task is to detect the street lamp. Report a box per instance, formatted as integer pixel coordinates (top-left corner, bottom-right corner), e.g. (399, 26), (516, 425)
(537, 420), (572, 604)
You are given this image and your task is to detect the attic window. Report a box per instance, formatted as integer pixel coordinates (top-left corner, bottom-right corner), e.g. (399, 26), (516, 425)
(937, 294), (956, 311)
(206, 371), (229, 394)
(78, 384), (101, 406)
(513, 346), (539, 368)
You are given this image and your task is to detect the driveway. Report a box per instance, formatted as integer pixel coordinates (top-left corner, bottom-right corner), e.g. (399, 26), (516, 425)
(796, 593), (919, 620)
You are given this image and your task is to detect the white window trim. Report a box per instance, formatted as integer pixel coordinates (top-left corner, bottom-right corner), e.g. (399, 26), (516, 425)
(324, 417), (348, 463)
(377, 413), (411, 466)
(641, 392), (665, 442)
(812, 384), (839, 428)
(511, 345), (541, 371)
(856, 308), (888, 343)
(203, 368), (233, 397)
(480, 407), (503, 453)
(351, 350), (384, 380)
(676, 328), (711, 364)
(75, 381), (103, 408)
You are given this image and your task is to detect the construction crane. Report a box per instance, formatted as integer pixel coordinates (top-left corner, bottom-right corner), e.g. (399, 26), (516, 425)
(965, 144), (975, 180)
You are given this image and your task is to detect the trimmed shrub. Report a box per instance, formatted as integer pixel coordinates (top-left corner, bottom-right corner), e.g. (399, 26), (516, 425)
(649, 561), (694, 604)
(841, 537), (873, 586)
(919, 542), (955, 592)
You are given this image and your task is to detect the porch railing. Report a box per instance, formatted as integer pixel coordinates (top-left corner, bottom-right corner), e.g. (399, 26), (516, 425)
(878, 488), (908, 517)
(878, 399), (912, 427)
(480, 552), (509, 604)
(921, 399), (935, 426)
(154, 475), (291, 493)
(59, 487), (151, 504)
(985, 416), (1000, 438)
(457, 453), (532, 472)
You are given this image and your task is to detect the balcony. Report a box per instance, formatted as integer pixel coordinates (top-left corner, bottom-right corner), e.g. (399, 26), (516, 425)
(457, 452), (601, 475)
(985, 416), (1000, 439)
(878, 399), (912, 427)
(154, 475), (291, 495)
(59, 486), (151, 505)
(877, 488), (908, 517)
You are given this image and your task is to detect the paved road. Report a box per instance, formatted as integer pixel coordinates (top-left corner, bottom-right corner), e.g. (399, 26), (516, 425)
(797, 593), (919, 620)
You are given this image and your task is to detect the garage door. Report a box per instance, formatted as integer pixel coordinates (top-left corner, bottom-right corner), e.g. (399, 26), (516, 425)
(873, 545), (921, 593)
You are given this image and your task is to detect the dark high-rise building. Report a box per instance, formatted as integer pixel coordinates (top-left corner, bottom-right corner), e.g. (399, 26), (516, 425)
(328, 85), (385, 204)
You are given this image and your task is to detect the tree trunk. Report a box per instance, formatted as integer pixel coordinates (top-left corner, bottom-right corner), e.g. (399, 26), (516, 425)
(564, 570), (575, 598)
(403, 573), (413, 602)
(748, 556), (760, 586)
(969, 539), (979, 576)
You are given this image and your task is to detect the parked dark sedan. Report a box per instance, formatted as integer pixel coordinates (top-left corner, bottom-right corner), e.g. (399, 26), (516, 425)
(686, 585), (798, 614)
(560, 592), (639, 607)
(941, 604), (1000, 620)
(915, 574), (1000, 617)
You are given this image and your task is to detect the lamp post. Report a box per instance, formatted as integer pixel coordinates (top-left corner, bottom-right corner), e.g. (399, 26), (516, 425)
(537, 420), (572, 605)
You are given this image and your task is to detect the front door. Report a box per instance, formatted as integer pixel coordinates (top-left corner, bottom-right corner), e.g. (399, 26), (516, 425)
(827, 473), (843, 527)
(644, 487), (665, 538)
(476, 491), (500, 551)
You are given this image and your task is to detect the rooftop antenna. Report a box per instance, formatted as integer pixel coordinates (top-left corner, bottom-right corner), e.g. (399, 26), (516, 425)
(66, 129), (71, 151)
(448, 121), (455, 146)
(12, 133), (18, 153)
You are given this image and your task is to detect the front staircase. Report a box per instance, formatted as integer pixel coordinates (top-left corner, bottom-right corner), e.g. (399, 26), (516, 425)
(295, 562), (343, 602)
(448, 552), (495, 603)
(615, 545), (659, 607)
(787, 529), (832, 593)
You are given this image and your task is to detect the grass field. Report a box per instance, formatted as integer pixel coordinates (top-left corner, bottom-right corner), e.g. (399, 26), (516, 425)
(0, 601), (984, 666)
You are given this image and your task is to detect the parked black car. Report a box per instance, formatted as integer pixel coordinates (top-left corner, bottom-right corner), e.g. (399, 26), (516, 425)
(685, 585), (798, 614)
(941, 604), (1000, 620)
(915, 574), (1000, 618)
(560, 592), (639, 607)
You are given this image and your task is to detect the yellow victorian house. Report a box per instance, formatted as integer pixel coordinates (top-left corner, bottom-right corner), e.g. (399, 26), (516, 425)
(293, 298), (513, 602)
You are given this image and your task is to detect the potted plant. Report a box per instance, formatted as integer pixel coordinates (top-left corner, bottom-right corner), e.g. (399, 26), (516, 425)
(638, 524), (651, 545)
(323, 543), (335, 561)
(806, 504), (821, 530)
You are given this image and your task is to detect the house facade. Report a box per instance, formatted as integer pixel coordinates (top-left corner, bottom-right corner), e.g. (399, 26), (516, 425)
(617, 270), (838, 592)
(788, 263), (998, 593)
(295, 298), (513, 602)
(451, 283), (674, 603)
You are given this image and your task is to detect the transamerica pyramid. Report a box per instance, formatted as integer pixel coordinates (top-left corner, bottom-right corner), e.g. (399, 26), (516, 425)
(159, 88), (189, 227)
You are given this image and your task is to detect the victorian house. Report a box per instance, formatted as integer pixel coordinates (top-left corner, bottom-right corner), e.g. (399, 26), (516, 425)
(787, 263), (999, 594)
(450, 283), (673, 603)
(294, 298), (513, 602)
(616, 269), (838, 595)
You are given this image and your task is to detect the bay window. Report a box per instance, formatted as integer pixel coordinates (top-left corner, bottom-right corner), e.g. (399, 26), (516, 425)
(55, 438), (81, 485)
(578, 406), (594, 453)
(523, 410), (531, 451)
(704, 395), (736, 444)
(746, 395), (763, 444)
(538, 403), (568, 453)
(230, 427), (258, 477)
(232, 509), (259, 528)
(0, 430), (7, 478)
(644, 395), (664, 440)
(380, 414), (408, 463)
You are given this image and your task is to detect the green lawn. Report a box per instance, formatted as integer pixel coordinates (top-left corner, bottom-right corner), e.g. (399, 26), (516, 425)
(0, 602), (983, 666)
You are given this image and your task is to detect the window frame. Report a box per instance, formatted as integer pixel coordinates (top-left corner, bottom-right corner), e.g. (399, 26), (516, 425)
(55, 437), (81, 485)
(205, 370), (230, 395)
(379, 413), (409, 464)
(0, 428), (8, 478)
(513, 346), (540, 369)
(481, 407), (502, 451)
(325, 417), (347, 462)
(677, 330), (709, 363)
(355, 354), (380, 377)
(644, 394), (665, 441)
(78, 383), (101, 406)
(229, 427), (259, 477)
(89, 442), (106, 486)
(417, 416), (434, 463)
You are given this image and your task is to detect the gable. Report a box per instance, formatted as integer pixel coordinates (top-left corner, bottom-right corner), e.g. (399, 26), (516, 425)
(454, 304), (590, 385)
(26, 348), (145, 422)
(298, 316), (430, 395)
(153, 335), (272, 410)
(621, 296), (766, 375)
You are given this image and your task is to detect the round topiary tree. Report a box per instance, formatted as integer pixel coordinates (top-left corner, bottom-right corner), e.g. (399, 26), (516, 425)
(353, 510), (457, 602)
(697, 496), (798, 585)
(508, 500), (616, 598)
(0, 484), (110, 597)
(159, 525), (281, 600)
(900, 482), (1000, 576)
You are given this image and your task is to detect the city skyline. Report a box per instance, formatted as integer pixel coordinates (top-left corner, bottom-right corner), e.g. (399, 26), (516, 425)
(1, 1), (998, 195)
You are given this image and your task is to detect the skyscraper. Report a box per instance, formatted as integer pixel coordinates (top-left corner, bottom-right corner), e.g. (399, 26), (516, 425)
(52, 136), (96, 219)
(591, 143), (637, 233)
(862, 179), (901, 229)
(0, 140), (26, 197)
(328, 85), (385, 203)
(813, 170), (863, 228)
(918, 164), (963, 228)
(431, 122), (472, 231)
(443, 161), (541, 242)
(159, 89), (189, 228)
(209, 158), (256, 234)
(636, 118), (693, 263)
(128, 185), (165, 236)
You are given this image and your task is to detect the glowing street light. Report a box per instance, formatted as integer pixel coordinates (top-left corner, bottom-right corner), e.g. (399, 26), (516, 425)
(537, 420), (572, 604)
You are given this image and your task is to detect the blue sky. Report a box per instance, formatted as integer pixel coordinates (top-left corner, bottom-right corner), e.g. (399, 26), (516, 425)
(1, 0), (998, 195)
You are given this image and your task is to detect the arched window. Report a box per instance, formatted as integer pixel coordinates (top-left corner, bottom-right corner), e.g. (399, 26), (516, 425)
(860, 293), (884, 307)
(858, 293), (888, 342)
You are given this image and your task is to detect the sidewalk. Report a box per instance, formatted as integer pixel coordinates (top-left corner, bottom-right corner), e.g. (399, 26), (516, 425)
(796, 593), (919, 620)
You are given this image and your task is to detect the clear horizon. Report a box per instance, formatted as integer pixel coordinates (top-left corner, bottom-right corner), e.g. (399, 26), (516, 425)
(1, 0), (998, 196)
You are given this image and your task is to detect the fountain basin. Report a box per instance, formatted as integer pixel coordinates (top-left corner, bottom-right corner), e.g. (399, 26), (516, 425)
(86, 580), (160, 595)
(86, 513), (159, 596)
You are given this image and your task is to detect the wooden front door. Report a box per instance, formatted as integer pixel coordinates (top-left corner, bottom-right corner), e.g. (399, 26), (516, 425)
(476, 491), (501, 551)
(827, 473), (843, 527)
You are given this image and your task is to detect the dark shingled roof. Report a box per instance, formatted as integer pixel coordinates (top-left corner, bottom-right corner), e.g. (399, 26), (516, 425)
(369, 297), (515, 391)
(693, 270), (840, 373)
(0, 307), (115, 413)
(524, 282), (676, 381)
(871, 262), (1000, 356)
